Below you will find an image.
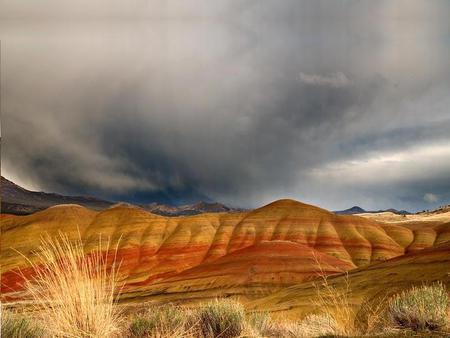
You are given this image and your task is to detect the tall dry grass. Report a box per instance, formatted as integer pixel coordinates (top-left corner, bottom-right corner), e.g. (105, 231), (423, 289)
(18, 232), (123, 338)
(308, 253), (390, 336)
(310, 254), (357, 336)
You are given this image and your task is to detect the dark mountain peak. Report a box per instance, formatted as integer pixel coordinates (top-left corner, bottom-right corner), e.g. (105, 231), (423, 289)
(334, 206), (366, 215)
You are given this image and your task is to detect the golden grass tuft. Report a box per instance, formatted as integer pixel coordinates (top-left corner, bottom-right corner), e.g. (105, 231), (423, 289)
(308, 253), (391, 336)
(296, 313), (340, 337)
(310, 252), (358, 336)
(19, 232), (123, 338)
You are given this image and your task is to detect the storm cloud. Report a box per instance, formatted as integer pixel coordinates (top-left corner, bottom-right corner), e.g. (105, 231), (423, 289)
(1, 0), (449, 211)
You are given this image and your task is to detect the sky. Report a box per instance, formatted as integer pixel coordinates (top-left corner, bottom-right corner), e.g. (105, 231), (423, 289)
(1, 0), (449, 211)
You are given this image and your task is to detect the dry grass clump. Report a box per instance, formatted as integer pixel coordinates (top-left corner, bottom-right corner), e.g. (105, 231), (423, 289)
(260, 314), (340, 338)
(20, 232), (123, 338)
(311, 270), (357, 336)
(1, 310), (46, 338)
(128, 305), (195, 338)
(245, 311), (271, 337)
(244, 311), (339, 338)
(296, 313), (340, 337)
(261, 321), (305, 338)
(357, 294), (390, 335)
(388, 283), (449, 332)
(196, 299), (245, 338)
(307, 254), (392, 337)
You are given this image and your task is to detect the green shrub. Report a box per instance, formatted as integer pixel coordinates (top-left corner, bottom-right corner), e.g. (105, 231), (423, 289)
(388, 283), (449, 332)
(128, 304), (189, 337)
(1, 311), (45, 338)
(197, 299), (245, 338)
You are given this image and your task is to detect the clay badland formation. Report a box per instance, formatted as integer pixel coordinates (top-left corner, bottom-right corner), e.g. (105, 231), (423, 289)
(2, 196), (449, 310)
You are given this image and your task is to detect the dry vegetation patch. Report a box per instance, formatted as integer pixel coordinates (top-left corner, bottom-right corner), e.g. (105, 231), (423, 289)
(1, 310), (46, 338)
(127, 305), (196, 337)
(196, 299), (245, 338)
(388, 283), (449, 333)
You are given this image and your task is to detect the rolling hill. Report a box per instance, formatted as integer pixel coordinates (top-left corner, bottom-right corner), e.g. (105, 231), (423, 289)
(2, 199), (449, 305)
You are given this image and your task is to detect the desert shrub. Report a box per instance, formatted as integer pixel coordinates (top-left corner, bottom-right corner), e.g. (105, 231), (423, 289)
(388, 283), (449, 332)
(128, 305), (192, 337)
(196, 299), (245, 338)
(129, 317), (152, 337)
(1, 311), (45, 338)
(21, 232), (123, 337)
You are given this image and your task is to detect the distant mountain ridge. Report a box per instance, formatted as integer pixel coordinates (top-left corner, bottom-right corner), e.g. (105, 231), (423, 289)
(144, 201), (244, 216)
(334, 205), (411, 215)
(0, 176), (241, 216)
(1, 176), (114, 215)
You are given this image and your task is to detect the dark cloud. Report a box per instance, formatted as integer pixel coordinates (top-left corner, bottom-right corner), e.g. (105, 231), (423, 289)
(1, 1), (449, 211)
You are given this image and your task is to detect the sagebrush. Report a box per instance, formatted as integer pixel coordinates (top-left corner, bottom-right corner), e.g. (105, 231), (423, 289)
(388, 283), (449, 332)
(128, 305), (195, 337)
(197, 299), (245, 338)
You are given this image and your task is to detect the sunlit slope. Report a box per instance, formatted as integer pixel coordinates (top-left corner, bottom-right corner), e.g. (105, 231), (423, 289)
(248, 240), (450, 319)
(2, 200), (449, 301)
(1, 205), (97, 272)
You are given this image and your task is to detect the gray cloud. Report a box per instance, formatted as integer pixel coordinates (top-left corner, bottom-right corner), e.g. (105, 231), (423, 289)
(1, 0), (449, 211)
(299, 72), (351, 88)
